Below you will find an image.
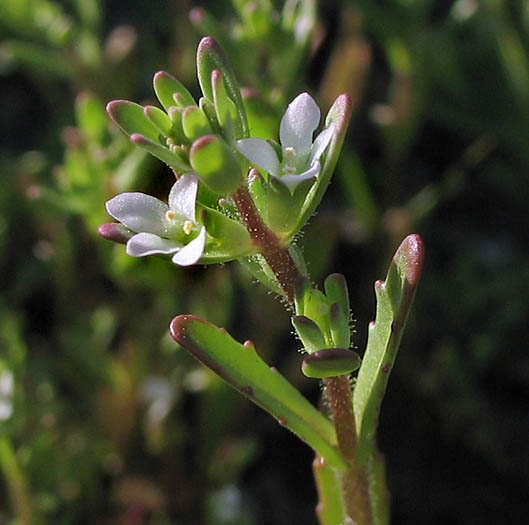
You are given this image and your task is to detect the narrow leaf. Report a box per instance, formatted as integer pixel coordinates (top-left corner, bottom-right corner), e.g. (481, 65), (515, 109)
(313, 454), (347, 525)
(196, 36), (249, 138)
(170, 315), (348, 469)
(130, 134), (190, 173)
(107, 100), (162, 144)
(353, 234), (424, 463)
(153, 70), (196, 111)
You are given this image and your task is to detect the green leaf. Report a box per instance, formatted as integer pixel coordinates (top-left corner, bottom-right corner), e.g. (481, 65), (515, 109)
(199, 207), (254, 260)
(312, 454), (347, 525)
(152, 70), (196, 111)
(189, 135), (243, 194)
(107, 100), (162, 144)
(353, 234), (424, 463)
(196, 36), (249, 138)
(211, 69), (238, 136)
(170, 315), (348, 469)
(143, 105), (174, 137)
(130, 134), (190, 173)
(181, 106), (212, 142)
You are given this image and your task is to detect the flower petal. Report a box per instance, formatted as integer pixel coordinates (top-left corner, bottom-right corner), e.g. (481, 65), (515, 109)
(172, 226), (207, 266)
(126, 232), (181, 257)
(236, 138), (280, 176)
(279, 93), (320, 158)
(281, 162), (320, 193)
(309, 124), (334, 164)
(106, 192), (169, 236)
(168, 173), (198, 221)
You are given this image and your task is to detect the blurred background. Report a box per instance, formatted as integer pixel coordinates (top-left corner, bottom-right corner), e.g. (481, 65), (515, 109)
(1, 0), (529, 523)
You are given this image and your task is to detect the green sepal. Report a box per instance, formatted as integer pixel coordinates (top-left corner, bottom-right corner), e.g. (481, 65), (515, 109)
(240, 255), (284, 297)
(248, 169), (268, 220)
(196, 36), (249, 138)
(303, 289), (332, 340)
(143, 105), (174, 137)
(267, 176), (316, 234)
(329, 303), (350, 350)
(107, 100), (163, 144)
(170, 315), (348, 469)
(130, 133), (190, 173)
(182, 106), (212, 142)
(190, 135), (243, 194)
(199, 207), (254, 260)
(290, 93), (353, 239)
(324, 274), (350, 317)
(294, 275), (311, 316)
(153, 70), (196, 111)
(324, 274), (351, 349)
(302, 348), (361, 379)
(267, 176), (292, 232)
(292, 315), (326, 354)
(353, 234), (424, 464)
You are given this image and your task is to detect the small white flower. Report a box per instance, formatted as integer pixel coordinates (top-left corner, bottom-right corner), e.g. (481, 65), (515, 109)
(236, 93), (334, 192)
(105, 173), (206, 266)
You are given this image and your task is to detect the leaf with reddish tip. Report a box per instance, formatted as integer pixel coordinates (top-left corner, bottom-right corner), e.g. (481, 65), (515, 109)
(313, 454), (348, 525)
(189, 135), (242, 194)
(353, 234), (425, 464)
(196, 36), (249, 138)
(129, 134), (190, 173)
(107, 100), (162, 144)
(170, 315), (348, 469)
(153, 71), (196, 111)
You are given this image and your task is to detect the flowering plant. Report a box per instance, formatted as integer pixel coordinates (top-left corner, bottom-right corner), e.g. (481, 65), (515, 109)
(100, 36), (424, 525)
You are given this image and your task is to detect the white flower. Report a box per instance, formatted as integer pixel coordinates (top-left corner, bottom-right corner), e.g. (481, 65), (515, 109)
(236, 93), (334, 192)
(105, 173), (206, 266)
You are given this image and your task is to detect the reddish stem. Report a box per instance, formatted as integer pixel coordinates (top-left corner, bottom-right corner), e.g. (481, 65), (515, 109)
(232, 182), (372, 523)
(232, 185), (299, 303)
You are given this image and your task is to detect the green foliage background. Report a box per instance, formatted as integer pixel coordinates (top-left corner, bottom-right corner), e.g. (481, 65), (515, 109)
(1, 0), (528, 523)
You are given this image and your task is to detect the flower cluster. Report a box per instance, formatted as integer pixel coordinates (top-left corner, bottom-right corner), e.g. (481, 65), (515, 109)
(100, 37), (350, 267)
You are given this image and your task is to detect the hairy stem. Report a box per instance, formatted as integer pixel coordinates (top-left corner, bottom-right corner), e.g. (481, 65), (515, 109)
(232, 186), (299, 303)
(324, 375), (372, 523)
(233, 183), (372, 523)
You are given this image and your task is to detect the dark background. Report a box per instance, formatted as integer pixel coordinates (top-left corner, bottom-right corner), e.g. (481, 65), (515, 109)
(1, 0), (528, 523)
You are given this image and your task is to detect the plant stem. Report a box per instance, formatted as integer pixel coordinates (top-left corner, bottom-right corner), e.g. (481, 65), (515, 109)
(0, 435), (38, 525)
(232, 186), (299, 303)
(324, 375), (372, 523)
(233, 184), (372, 523)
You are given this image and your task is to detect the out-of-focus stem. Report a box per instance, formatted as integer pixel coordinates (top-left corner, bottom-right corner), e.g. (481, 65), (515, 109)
(0, 435), (38, 525)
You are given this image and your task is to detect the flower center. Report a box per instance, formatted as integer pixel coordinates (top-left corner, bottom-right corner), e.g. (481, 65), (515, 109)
(165, 210), (178, 221)
(183, 220), (194, 235)
(284, 146), (296, 158)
